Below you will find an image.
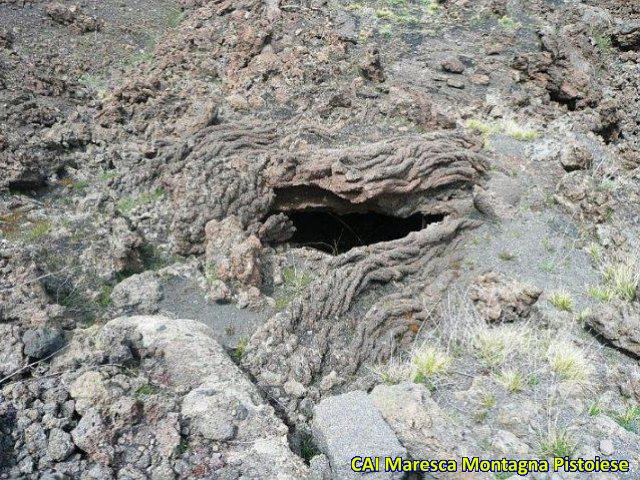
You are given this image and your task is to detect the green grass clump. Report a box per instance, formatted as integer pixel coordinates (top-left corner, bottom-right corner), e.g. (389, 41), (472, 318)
(412, 346), (451, 380)
(73, 179), (90, 193)
(474, 329), (522, 367)
(466, 119), (499, 136)
(508, 128), (539, 142)
(497, 369), (524, 393)
(480, 392), (497, 409)
(375, 8), (395, 18)
(593, 32), (612, 53)
(602, 261), (638, 302)
(587, 401), (602, 417)
(547, 291), (573, 312)
(135, 384), (159, 397)
(97, 285), (114, 309)
(613, 406), (640, 433)
(546, 340), (592, 383)
(539, 429), (576, 458)
(587, 285), (613, 302)
(231, 337), (249, 362)
(274, 266), (313, 311)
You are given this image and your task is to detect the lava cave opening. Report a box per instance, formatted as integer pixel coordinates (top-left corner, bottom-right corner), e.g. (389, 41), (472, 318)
(279, 210), (445, 255)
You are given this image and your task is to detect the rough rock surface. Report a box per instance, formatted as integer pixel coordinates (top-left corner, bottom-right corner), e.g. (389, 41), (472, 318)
(468, 272), (542, 323)
(3, 0), (640, 477)
(312, 391), (405, 480)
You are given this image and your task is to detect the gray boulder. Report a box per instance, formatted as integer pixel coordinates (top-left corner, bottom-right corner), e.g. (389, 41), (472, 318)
(47, 428), (75, 461)
(22, 327), (64, 359)
(312, 390), (406, 480)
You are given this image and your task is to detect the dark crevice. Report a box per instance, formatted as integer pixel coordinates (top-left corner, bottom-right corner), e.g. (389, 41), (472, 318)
(276, 210), (445, 254)
(585, 326), (640, 361)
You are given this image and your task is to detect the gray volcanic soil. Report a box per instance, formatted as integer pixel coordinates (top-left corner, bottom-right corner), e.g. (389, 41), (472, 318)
(2, 0), (640, 478)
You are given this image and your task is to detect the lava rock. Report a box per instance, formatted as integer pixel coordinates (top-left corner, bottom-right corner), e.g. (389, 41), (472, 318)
(47, 428), (75, 461)
(441, 56), (465, 73)
(22, 328), (65, 359)
(312, 391), (406, 480)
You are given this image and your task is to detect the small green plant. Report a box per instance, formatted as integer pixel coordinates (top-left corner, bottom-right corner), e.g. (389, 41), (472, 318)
(547, 291), (573, 312)
(177, 437), (189, 454)
(98, 171), (118, 182)
(539, 429), (575, 458)
(612, 405), (640, 433)
(231, 337), (249, 362)
(602, 260), (638, 302)
(541, 238), (555, 253)
(78, 73), (107, 98)
(473, 326), (531, 368)
(547, 340), (592, 383)
(380, 24), (393, 38)
(497, 369), (524, 393)
(527, 373), (541, 386)
(593, 32), (612, 53)
(135, 384), (159, 397)
(466, 119), (499, 136)
(299, 433), (320, 462)
(574, 308), (591, 323)
(373, 360), (411, 385)
(412, 346), (451, 380)
(587, 285), (613, 302)
(507, 127), (539, 142)
(585, 242), (602, 262)
(498, 251), (516, 261)
(97, 285), (114, 309)
(587, 401), (602, 417)
(274, 266), (313, 311)
(480, 392), (497, 409)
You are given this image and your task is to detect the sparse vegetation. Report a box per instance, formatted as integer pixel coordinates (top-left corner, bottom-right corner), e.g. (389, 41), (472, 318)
(546, 340), (592, 383)
(504, 123), (539, 141)
(117, 189), (165, 215)
(602, 259), (638, 302)
(587, 285), (613, 302)
(97, 285), (114, 309)
(593, 32), (612, 53)
(473, 327), (528, 367)
(497, 369), (524, 393)
(547, 291), (573, 312)
(539, 428), (576, 458)
(412, 345), (452, 381)
(135, 384), (160, 397)
(231, 337), (249, 362)
(373, 359), (411, 385)
(612, 405), (640, 433)
(480, 392), (497, 409)
(274, 266), (313, 311)
(587, 400), (602, 417)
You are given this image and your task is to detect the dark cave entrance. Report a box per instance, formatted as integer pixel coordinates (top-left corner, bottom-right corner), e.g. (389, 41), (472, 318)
(270, 186), (446, 254)
(277, 210), (445, 255)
